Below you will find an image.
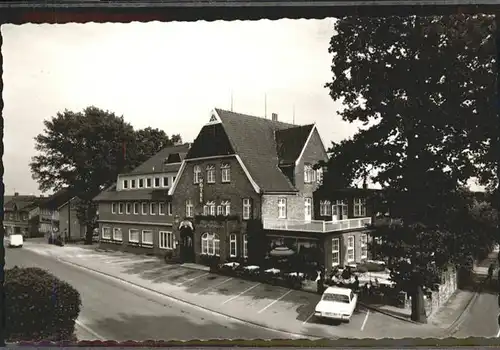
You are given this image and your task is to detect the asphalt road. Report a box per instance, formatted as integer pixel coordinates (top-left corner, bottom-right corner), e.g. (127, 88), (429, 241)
(5, 247), (298, 341)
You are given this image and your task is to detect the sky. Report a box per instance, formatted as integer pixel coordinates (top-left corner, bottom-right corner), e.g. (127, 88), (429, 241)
(1, 19), (374, 196)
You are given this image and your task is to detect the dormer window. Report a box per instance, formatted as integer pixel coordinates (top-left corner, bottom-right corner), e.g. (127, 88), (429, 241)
(138, 178), (144, 188)
(123, 179), (129, 189)
(154, 177), (160, 188)
(163, 176), (169, 187)
(221, 163), (231, 183)
(146, 177), (152, 188)
(193, 165), (202, 184)
(354, 198), (367, 217)
(131, 179), (136, 189)
(206, 165), (215, 183)
(304, 164), (316, 184)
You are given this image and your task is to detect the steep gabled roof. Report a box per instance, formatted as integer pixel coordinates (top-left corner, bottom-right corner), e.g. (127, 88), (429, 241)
(4, 195), (38, 211)
(129, 143), (191, 175)
(275, 124), (315, 166)
(215, 108), (302, 193)
(39, 188), (76, 210)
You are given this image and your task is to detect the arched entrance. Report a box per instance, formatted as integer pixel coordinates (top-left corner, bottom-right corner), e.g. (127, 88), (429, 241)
(179, 220), (195, 263)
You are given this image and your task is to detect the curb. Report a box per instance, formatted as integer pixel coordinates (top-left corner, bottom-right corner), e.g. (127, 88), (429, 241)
(357, 301), (422, 325)
(445, 290), (479, 335)
(55, 256), (321, 340)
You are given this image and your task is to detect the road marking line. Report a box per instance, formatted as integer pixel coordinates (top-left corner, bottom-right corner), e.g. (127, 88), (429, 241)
(222, 283), (261, 305)
(360, 309), (370, 331)
(178, 272), (209, 286)
(75, 319), (106, 340)
(197, 277), (233, 295)
(258, 290), (293, 314)
(302, 311), (315, 325)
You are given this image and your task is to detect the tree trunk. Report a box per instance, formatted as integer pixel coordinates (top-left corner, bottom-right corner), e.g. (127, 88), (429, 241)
(84, 223), (93, 245)
(410, 285), (427, 323)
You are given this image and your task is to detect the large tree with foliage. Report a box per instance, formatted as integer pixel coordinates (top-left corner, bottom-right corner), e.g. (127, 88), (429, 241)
(322, 14), (497, 323)
(30, 106), (181, 244)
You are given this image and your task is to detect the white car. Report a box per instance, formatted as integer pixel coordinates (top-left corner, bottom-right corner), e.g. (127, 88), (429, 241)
(5, 233), (23, 248)
(314, 286), (358, 322)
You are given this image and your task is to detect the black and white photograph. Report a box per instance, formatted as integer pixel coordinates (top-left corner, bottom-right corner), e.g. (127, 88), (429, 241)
(2, 2), (500, 345)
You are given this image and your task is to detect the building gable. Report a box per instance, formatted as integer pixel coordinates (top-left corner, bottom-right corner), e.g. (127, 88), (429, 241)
(186, 123), (235, 160)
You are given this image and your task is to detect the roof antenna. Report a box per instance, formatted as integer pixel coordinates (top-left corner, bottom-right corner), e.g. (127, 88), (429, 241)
(230, 90), (234, 112)
(264, 93), (268, 118)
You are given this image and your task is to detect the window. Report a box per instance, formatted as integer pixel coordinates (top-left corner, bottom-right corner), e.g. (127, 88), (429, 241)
(229, 234), (237, 257)
(304, 197), (312, 220)
(138, 178), (144, 188)
(193, 165), (202, 184)
(129, 229), (140, 243)
(150, 202), (157, 215)
(354, 198), (367, 217)
(360, 234), (368, 260)
(222, 201), (230, 216)
(242, 198), (252, 220)
(123, 180), (129, 189)
(111, 203), (117, 214)
(167, 202), (173, 215)
(159, 202), (165, 215)
(316, 168), (324, 184)
(154, 177), (161, 188)
(332, 238), (340, 266)
(163, 176), (169, 187)
(243, 234), (248, 258)
(133, 202), (139, 215)
(206, 165), (215, 183)
(141, 202), (148, 215)
(201, 232), (220, 256)
(125, 203), (132, 215)
(102, 227), (111, 239)
(186, 199), (194, 218)
(304, 164), (316, 184)
(131, 179), (136, 189)
(320, 200), (332, 216)
(159, 231), (175, 249)
(221, 163), (231, 183)
(142, 230), (153, 245)
(113, 227), (122, 241)
(146, 178), (152, 188)
(217, 205), (224, 216)
(332, 200), (348, 219)
(118, 203), (124, 214)
(203, 201), (216, 216)
(278, 198), (287, 219)
(347, 235), (355, 262)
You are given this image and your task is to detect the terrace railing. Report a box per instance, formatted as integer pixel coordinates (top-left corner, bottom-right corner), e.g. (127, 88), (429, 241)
(263, 217), (372, 233)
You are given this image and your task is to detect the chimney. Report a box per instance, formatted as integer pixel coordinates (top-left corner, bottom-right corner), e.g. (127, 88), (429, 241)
(271, 113), (278, 122)
(14, 192), (19, 196)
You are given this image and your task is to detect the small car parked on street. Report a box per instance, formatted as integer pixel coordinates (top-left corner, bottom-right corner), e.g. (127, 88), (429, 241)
(5, 233), (24, 248)
(314, 286), (358, 323)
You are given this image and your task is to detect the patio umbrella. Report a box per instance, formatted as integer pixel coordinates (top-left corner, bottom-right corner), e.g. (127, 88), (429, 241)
(269, 246), (295, 257)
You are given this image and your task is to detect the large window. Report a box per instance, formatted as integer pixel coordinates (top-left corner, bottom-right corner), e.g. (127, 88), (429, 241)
(221, 163), (231, 183)
(159, 231), (175, 249)
(229, 234), (237, 257)
(129, 229), (140, 243)
(203, 201), (216, 216)
(304, 197), (312, 220)
(142, 230), (153, 245)
(102, 227), (111, 239)
(332, 238), (340, 266)
(347, 236), (355, 262)
(354, 198), (367, 217)
(193, 165), (202, 184)
(201, 232), (220, 256)
(206, 165), (216, 183)
(278, 198), (287, 219)
(186, 199), (194, 218)
(360, 234), (368, 260)
(319, 200), (332, 216)
(113, 227), (122, 241)
(242, 198), (251, 220)
(332, 200), (348, 220)
(243, 234), (248, 258)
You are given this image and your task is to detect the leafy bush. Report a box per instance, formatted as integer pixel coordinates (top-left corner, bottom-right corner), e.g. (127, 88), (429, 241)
(5, 266), (81, 342)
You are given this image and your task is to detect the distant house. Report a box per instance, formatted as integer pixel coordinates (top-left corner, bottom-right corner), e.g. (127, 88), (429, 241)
(58, 196), (86, 241)
(4, 193), (38, 237)
(31, 188), (76, 237)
